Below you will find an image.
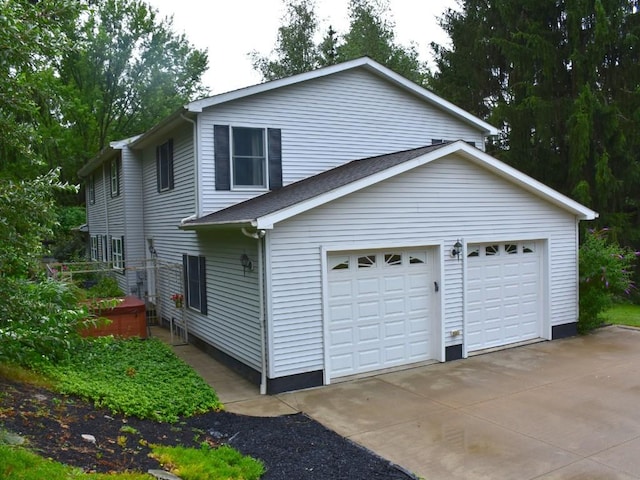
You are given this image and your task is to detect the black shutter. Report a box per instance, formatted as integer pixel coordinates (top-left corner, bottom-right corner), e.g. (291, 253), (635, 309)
(268, 128), (282, 190)
(182, 254), (189, 308)
(199, 256), (207, 315)
(120, 235), (125, 273)
(214, 125), (230, 190)
(168, 138), (174, 190)
(156, 145), (161, 192)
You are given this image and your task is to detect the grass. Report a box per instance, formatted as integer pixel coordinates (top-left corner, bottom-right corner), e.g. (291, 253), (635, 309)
(0, 445), (152, 479)
(38, 337), (222, 422)
(1, 444), (265, 480)
(602, 303), (640, 327)
(150, 444), (264, 480)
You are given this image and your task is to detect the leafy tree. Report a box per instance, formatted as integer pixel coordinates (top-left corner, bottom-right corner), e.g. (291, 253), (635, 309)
(430, 0), (640, 248)
(0, 0), (80, 179)
(251, 0), (425, 84)
(336, 0), (425, 83)
(56, 0), (209, 184)
(251, 0), (321, 80)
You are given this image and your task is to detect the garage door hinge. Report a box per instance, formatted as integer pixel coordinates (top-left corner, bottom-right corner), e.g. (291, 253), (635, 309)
(434, 281), (439, 292)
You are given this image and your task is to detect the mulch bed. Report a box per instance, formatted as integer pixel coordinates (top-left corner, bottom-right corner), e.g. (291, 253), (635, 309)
(0, 377), (415, 479)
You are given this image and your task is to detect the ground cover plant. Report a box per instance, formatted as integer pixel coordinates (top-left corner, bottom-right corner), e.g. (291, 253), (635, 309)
(603, 303), (640, 328)
(38, 337), (221, 422)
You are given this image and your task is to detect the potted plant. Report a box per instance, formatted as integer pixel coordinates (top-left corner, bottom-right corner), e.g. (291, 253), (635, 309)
(171, 293), (184, 308)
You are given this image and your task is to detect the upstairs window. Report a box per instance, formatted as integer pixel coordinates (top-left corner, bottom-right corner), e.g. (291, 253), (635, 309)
(110, 157), (120, 197)
(214, 125), (282, 191)
(156, 139), (174, 192)
(232, 127), (266, 188)
(88, 175), (95, 204)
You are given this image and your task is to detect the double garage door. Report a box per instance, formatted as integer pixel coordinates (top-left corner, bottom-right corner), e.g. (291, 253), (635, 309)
(466, 241), (542, 352)
(327, 249), (434, 378)
(326, 241), (543, 378)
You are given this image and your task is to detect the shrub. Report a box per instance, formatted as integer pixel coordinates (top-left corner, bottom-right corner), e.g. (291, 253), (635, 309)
(85, 275), (124, 299)
(578, 228), (638, 333)
(0, 277), (91, 367)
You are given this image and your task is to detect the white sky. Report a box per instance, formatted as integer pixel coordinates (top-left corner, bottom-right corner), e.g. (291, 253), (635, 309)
(146, 0), (457, 94)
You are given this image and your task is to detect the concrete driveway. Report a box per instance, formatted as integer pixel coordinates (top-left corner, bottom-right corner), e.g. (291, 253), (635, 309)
(220, 326), (640, 479)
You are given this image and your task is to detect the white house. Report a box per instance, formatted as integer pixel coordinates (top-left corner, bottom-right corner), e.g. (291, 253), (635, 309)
(79, 57), (597, 394)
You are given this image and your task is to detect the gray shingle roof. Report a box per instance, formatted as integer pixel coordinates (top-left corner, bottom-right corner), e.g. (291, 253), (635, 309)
(182, 143), (448, 228)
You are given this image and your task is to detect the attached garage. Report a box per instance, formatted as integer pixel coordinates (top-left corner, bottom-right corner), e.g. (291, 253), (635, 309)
(466, 241), (542, 352)
(183, 141), (598, 393)
(326, 248), (437, 378)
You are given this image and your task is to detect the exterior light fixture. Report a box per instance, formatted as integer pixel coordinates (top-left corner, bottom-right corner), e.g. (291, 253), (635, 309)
(240, 253), (253, 275)
(451, 240), (463, 261)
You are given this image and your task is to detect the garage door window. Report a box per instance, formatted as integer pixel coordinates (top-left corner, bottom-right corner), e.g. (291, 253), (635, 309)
(523, 244), (535, 253)
(485, 245), (500, 256)
(409, 253), (426, 264)
(505, 244), (518, 254)
(385, 253), (402, 266)
(358, 255), (376, 268)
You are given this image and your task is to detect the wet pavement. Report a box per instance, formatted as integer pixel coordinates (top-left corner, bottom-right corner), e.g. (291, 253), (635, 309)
(154, 325), (640, 480)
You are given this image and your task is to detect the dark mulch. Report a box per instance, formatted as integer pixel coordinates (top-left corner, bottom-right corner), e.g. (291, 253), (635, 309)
(0, 377), (415, 479)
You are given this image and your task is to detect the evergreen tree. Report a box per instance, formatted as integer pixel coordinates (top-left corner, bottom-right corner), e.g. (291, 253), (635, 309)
(251, 0), (425, 84)
(430, 0), (640, 246)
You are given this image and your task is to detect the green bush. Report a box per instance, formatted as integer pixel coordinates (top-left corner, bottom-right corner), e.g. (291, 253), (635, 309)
(0, 278), (91, 367)
(86, 275), (124, 298)
(579, 228), (638, 333)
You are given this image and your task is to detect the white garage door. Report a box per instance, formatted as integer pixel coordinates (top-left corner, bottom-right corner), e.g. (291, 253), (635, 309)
(327, 249), (434, 378)
(466, 241), (541, 352)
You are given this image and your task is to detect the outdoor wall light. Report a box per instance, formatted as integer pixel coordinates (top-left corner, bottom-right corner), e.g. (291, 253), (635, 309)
(451, 240), (463, 261)
(240, 253), (253, 275)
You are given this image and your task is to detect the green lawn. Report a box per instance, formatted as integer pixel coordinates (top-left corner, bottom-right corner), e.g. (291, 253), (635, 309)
(603, 303), (640, 327)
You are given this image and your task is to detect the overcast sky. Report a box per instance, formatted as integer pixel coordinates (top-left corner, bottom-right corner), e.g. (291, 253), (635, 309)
(146, 0), (458, 94)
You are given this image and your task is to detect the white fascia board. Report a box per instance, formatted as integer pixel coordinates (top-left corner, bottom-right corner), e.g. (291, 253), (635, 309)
(453, 142), (599, 220)
(186, 58), (498, 136)
(255, 141), (597, 228)
(187, 58), (372, 112)
(109, 134), (142, 149)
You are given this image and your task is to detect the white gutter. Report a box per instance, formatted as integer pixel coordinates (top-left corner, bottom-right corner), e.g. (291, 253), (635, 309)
(241, 227), (268, 395)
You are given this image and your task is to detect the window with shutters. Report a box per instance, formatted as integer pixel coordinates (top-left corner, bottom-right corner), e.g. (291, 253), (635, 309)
(214, 125), (282, 191)
(156, 139), (174, 191)
(88, 175), (95, 204)
(110, 156), (120, 197)
(232, 127), (266, 188)
(183, 254), (207, 314)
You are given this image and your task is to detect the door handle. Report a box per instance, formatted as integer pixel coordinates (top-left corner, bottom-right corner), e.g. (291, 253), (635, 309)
(434, 281), (439, 292)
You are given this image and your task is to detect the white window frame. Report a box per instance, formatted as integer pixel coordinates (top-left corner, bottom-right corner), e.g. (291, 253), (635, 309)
(90, 236), (99, 261)
(231, 126), (267, 190)
(184, 254), (207, 314)
(110, 158), (120, 197)
(157, 139), (173, 192)
(88, 175), (95, 204)
(111, 237), (124, 271)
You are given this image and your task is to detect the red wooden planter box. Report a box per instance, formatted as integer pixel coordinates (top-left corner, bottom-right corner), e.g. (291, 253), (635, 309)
(81, 296), (147, 339)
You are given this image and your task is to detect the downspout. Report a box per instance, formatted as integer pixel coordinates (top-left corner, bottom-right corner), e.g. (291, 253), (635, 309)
(181, 114), (200, 218)
(241, 227), (268, 395)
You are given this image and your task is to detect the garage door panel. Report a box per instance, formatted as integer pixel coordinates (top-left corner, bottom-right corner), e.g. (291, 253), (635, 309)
(357, 300), (381, 320)
(466, 241), (542, 352)
(328, 249), (433, 378)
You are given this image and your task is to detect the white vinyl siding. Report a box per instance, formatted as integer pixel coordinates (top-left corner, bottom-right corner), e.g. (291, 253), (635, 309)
(198, 69), (486, 214)
(266, 154), (578, 378)
(141, 125), (198, 306)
